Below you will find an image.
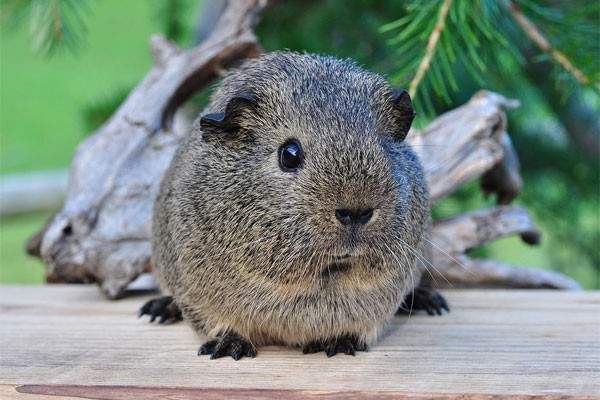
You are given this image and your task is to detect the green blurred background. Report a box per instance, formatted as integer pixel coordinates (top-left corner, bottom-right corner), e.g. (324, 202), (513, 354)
(1, 0), (598, 287)
(1, 1), (187, 283)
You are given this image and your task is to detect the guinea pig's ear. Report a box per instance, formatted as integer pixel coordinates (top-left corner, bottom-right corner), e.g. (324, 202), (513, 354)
(390, 88), (416, 141)
(200, 92), (257, 137)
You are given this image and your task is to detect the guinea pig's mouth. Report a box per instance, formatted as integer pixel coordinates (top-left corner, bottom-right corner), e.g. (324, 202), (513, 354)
(321, 260), (352, 277)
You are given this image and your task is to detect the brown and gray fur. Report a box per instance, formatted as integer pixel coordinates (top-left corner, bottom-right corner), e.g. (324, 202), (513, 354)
(146, 52), (446, 359)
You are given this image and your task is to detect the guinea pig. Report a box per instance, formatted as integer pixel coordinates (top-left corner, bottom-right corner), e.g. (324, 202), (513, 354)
(140, 52), (448, 360)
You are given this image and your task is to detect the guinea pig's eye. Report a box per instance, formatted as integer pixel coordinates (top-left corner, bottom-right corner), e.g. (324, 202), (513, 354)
(278, 139), (304, 172)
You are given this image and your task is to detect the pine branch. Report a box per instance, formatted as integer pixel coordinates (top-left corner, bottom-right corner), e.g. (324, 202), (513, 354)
(2, 0), (92, 56)
(382, 0), (598, 119)
(408, 0), (452, 98)
(507, 0), (598, 91)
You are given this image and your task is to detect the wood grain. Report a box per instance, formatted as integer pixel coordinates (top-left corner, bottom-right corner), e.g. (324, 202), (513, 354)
(1, 286), (598, 399)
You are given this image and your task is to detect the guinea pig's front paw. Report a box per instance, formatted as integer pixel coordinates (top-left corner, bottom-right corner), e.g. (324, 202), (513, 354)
(302, 334), (368, 357)
(138, 296), (183, 324)
(397, 287), (449, 316)
(198, 332), (257, 360)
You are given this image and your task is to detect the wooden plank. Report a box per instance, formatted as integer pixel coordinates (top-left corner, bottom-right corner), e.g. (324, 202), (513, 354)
(1, 285), (599, 399)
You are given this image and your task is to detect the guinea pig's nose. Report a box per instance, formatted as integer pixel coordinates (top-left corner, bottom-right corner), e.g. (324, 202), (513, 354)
(335, 208), (374, 225)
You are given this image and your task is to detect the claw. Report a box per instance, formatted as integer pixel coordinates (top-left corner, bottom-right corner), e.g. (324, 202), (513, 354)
(245, 345), (257, 358)
(343, 343), (355, 356)
(398, 288), (449, 316)
(302, 341), (323, 354)
(198, 333), (256, 360)
(303, 335), (366, 357)
(198, 340), (217, 356)
(230, 346), (242, 361)
(441, 297), (450, 312)
(138, 296), (183, 324)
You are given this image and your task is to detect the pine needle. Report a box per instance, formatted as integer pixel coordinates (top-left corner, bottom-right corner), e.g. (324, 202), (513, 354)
(408, 0), (452, 98)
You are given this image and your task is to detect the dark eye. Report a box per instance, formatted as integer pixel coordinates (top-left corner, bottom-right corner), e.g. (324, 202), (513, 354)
(278, 139), (304, 172)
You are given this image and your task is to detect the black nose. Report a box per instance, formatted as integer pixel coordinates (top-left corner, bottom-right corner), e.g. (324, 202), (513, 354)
(335, 208), (374, 225)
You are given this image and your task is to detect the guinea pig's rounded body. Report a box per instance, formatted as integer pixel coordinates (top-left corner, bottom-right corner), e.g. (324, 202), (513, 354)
(151, 52), (435, 358)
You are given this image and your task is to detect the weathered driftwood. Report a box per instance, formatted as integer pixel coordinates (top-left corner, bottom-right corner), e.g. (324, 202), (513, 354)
(411, 94), (579, 290)
(410, 91), (518, 203)
(0, 170), (68, 216)
(480, 134), (523, 205)
(430, 206), (580, 290)
(27, 0), (580, 298)
(33, 0), (268, 298)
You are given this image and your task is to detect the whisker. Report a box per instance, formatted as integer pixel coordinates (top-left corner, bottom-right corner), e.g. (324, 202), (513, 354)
(381, 241), (415, 319)
(422, 237), (472, 274)
(393, 234), (453, 287)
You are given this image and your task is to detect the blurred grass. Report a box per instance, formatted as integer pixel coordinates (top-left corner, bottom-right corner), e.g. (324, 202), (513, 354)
(0, 1), (157, 282)
(1, 1), (158, 175)
(0, 1), (159, 283)
(482, 236), (597, 290)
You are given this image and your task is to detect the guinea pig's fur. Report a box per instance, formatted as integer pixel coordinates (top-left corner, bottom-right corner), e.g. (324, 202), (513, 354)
(147, 52), (445, 359)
